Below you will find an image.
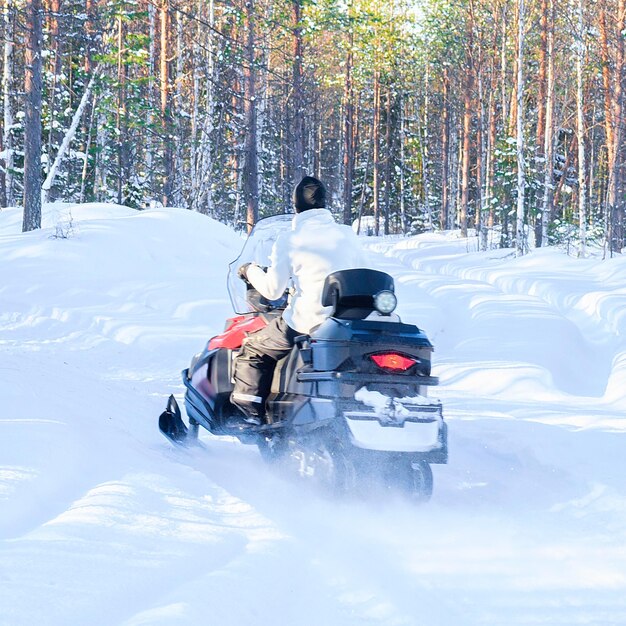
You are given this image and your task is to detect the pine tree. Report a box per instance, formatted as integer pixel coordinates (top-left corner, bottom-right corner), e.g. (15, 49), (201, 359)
(22, 0), (43, 232)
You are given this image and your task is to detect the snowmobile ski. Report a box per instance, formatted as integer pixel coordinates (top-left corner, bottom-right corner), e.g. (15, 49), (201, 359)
(158, 395), (190, 444)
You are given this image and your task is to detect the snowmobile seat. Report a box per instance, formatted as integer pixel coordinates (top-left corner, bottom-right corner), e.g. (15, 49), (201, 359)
(321, 269), (394, 319)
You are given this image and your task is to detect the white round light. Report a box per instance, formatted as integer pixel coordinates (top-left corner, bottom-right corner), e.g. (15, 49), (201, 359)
(374, 290), (397, 314)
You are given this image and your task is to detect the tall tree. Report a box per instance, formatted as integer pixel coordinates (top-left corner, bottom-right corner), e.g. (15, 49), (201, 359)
(441, 65), (450, 230)
(540, 0), (555, 246)
(372, 68), (381, 235)
(600, 0), (625, 253)
(291, 0), (305, 184)
(44, 0), (62, 172)
(1, 0), (14, 207)
(242, 0), (259, 231)
(342, 23), (355, 225)
(115, 10), (127, 205)
(534, 0), (549, 246)
(22, 0), (43, 232)
(515, 0), (526, 255)
(575, 0), (587, 257)
(160, 0), (173, 206)
(459, 1), (475, 237)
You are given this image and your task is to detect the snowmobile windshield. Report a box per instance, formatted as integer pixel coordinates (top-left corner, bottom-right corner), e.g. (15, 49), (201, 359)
(227, 214), (294, 314)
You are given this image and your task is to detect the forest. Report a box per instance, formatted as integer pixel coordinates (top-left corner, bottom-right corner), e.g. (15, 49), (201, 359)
(5, 0), (626, 256)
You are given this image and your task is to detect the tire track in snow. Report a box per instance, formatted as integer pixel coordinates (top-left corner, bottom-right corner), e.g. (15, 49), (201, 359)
(164, 433), (626, 626)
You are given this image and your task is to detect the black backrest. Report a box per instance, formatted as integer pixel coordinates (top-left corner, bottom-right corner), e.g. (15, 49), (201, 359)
(321, 269), (394, 319)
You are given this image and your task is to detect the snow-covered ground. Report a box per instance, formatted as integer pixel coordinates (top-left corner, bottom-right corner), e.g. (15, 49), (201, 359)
(1, 203), (625, 626)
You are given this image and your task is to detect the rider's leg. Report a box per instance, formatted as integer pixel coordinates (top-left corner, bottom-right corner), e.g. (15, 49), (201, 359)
(231, 317), (297, 423)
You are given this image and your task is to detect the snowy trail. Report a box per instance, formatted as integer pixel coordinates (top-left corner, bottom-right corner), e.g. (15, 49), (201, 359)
(2, 206), (626, 625)
(134, 426), (626, 626)
(128, 238), (626, 625)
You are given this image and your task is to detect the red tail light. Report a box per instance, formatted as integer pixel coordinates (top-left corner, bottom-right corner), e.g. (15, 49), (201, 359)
(370, 353), (417, 372)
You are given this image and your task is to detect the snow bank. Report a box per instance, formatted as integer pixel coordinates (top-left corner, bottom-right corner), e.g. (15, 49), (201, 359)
(371, 233), (626, 416)
(2, 206), (626, 626)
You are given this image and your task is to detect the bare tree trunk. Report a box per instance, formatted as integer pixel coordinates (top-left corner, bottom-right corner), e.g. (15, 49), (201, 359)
(602, 0), (626, 253)
(93, 109), (107, 200)
(476, 62), (484, 241)
(257, 4), (271, 206)
(486, 85), (497, 243)
(173, 9), (184, 207)
(291, 0), (305, 183)
(146, 0), (156, 187)
(356, 121), (374, 236)
(80, 0), (96, 203)
(500, 3), (508, 128)
(536, 0), (548, 154)
(45, 0), (61, 177)
(190, 10), (198, 207)
(79, 93), (96, 203)
(116, 13), (127, 205)
(243, 0), (258, 232)
(535, 0), (548, 246)
(615, 0), (626, 252)
(373, 69), (381, 236)
(23, 0), (43, 232)
(484, 5), (500, 244)
(193, 0), (215, 215)
(541, 0), (555, 246)
(1, 0), (14, 206)
(441, 67), (450, 230)
(575, 0), (587, 257)
(455, 128), (462, 226)
(461, 0), (476, 238)
(160, 0), (173, 206)
(515, 0), (526, 255)
(342, 28), (354, 225)
(399, 92), (407, 232)
(312, 103), (320, 177)
(383, 88), (392, 235)
(460, 57), (473, 236)
(600, 10), (615, 180)
(422, 65), (432, 231)
(589, 98), (598, 212)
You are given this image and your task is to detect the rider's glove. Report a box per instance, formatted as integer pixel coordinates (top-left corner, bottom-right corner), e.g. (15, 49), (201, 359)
(238, 263), (253, 281)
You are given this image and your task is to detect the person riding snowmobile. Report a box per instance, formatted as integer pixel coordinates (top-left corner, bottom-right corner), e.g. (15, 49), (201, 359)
(231, 175), (368, 425)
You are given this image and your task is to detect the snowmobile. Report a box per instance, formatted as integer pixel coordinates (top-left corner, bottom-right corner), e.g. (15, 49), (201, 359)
(159, 215), (447, 500)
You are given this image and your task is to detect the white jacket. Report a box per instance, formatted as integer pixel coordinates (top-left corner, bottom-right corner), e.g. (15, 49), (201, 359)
(246, 209), (368, 334)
